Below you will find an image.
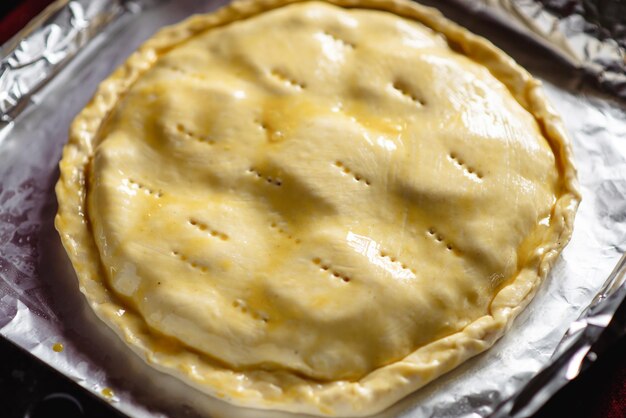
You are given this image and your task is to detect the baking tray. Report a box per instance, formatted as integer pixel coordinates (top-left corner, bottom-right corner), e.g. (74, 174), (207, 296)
(1, 1), (625, 417)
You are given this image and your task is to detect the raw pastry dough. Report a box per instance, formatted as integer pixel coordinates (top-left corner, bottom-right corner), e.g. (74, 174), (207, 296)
(56, 0), (580, 416)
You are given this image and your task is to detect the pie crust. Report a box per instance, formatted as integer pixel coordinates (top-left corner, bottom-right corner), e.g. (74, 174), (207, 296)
(55, 0), (580, 416)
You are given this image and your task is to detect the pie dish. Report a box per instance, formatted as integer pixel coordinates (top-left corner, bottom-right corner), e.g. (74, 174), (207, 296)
(55, 0), (581, 416)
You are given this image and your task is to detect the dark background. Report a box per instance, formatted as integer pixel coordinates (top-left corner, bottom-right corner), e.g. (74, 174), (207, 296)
(1, 1), (625, 418)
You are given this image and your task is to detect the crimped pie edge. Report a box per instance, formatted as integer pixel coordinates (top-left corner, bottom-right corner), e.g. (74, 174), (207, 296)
(55, 0), (581, 416)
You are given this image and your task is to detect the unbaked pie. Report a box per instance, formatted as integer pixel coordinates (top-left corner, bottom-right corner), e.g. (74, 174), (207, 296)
(56, 0), (580, 415)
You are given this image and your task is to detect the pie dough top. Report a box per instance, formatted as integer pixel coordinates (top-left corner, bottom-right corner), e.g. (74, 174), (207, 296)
(56, 0), (580, 416)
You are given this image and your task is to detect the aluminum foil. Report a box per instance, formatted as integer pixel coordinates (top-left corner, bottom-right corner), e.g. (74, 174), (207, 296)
(437, 0), (626, 100)
(0, 1), (625, 417)
(0, 0), (132, 123)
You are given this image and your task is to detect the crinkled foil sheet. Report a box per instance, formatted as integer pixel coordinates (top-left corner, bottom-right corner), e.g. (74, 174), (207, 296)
(0, 0), (625, 417)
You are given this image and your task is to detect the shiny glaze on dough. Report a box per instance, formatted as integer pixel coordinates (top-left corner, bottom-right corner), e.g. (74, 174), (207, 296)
(56, 0), (580, 416)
